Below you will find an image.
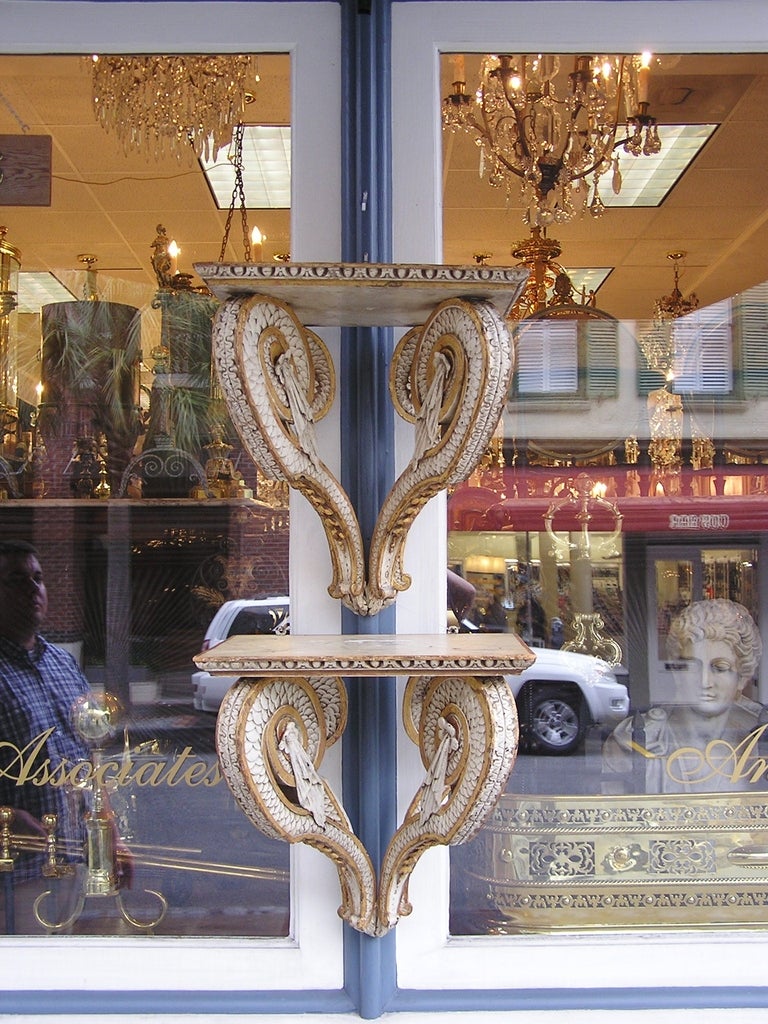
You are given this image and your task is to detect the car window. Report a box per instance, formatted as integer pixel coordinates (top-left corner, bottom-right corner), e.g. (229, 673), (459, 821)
(227, 607), (289, 637)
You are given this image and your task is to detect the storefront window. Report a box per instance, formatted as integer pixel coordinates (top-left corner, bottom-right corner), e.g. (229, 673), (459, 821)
(0, 53), (295, 938)
(442, 50), (768, 938)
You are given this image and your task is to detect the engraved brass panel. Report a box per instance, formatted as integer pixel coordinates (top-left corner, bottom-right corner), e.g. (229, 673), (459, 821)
(466, 791), (768, 931)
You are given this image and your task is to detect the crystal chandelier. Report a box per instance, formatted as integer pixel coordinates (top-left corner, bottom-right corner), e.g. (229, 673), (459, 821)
(638, 325), (675, 381)
(89, 54), (255, 162)
(640, 251), (699, 380)
(653, 250), (699, 322)
(442, 53), (660, 227)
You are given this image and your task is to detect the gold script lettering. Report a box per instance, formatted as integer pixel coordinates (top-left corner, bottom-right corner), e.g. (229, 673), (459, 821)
(0, 728), (58, 785)
(666, 724), (768, 786)
(0, 732), (224, 789)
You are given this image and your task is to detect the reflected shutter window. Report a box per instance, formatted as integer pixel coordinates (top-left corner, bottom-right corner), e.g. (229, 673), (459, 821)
(517, 320), (578, 393)
(673, 299), (732, 394)
(637, 352), (666, 395)
(585, 319), (619, 397)
(735, 282), (768, 397)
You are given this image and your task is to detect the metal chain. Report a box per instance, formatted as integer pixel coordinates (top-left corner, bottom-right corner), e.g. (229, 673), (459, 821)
(218, 123), (252, 263)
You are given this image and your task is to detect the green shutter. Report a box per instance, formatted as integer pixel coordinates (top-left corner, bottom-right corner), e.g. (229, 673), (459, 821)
(585, 319), (618, 397)
(734, 284), (768, 397)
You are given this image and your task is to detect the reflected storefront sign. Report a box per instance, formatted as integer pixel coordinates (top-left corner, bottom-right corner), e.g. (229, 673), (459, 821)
(0, 501), (293, 939)
(0, 694), (291, 937)
(0, 704), (290, 937)
(451, 484), (768, 535)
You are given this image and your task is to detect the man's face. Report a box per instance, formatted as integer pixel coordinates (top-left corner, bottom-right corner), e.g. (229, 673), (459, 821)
(673, 637), (744, 718)
(0, 553), (48, 639)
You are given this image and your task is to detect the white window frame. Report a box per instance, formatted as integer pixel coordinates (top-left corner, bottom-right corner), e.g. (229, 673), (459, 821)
(0, 0), (344, 995)
(392, 0), (768, 996)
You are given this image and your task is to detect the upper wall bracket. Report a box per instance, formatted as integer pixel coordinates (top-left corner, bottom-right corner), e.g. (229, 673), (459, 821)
(196, 262), (527, 615)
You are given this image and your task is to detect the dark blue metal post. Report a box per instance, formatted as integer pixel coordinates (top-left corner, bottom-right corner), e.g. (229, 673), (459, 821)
(339, 0), (398, 1017)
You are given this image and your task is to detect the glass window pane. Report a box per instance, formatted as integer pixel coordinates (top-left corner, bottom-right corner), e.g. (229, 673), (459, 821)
(443, 48), (768, 938)
(0, 52), (294, 938)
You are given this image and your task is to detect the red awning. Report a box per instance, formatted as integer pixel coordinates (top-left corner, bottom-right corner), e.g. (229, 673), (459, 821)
(449, 487), (768, 535)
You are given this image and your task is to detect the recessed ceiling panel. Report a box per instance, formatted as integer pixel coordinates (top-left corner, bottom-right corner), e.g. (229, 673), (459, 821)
(602, 125), (718, 207)
(201, 126), (291, 210)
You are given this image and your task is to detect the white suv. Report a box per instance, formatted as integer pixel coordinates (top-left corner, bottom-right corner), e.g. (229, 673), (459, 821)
(191, 597), (290, 712)
(507, 647), (629, 755)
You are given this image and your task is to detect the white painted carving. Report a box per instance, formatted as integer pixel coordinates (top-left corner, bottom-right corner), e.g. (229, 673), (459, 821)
(210, 637), (527, 936)
(377, 673), (519, 932)
(208, 266), (522, 615)
(368, 297), (513, 612)
(418, 715), (459, 824)
(411, 350), (450, 467)
(279, 719), (326, 826)
(216, 674), (378, 934)
(202, 259), (529, 933)
(211, 293), (368, 609)
(275, 350), (321, 467)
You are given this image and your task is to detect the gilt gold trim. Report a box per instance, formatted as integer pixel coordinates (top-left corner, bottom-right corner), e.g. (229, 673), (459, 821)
(462, 790), (768, 932)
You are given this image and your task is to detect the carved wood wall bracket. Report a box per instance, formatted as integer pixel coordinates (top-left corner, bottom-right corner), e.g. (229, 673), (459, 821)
(192, 265), (531, 935)
(198, 263), (527, 615)
(196, 633), (531, 935)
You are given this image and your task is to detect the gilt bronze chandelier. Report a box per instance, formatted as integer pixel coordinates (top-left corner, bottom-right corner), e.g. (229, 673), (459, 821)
(443, 52), (660, 228)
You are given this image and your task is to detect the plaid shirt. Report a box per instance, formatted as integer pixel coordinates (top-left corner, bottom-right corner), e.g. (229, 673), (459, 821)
(0, 634), (92, 880)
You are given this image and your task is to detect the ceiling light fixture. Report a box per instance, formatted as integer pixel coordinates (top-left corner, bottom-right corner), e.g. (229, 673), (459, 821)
(599, 123), (716, 207)
(17, 273), (75, 314)
(639, 251), (699, 381)
(654, 250), (699, 322)
(89, 54), (255, 162)
(507, 228), (609, 319)
(442, 52), (660, 227)
(201, 125), (291, 209)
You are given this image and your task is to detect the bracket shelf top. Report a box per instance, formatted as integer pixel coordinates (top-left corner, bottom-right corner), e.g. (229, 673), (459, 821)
(194, 631), (535, 678)
(194, 261), (528, 327)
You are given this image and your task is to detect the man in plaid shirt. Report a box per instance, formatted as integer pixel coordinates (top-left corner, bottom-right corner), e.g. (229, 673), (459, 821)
(0, 540), (93, 929)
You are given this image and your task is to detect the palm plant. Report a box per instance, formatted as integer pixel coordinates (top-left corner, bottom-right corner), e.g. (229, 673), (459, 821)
(38, 299), (143, 489)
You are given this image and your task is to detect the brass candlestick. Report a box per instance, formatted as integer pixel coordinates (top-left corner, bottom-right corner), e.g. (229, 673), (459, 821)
(33, 693), (167, 932)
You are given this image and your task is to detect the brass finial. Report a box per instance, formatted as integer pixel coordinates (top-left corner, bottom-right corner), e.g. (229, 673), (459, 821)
(78, 254), (99, 301)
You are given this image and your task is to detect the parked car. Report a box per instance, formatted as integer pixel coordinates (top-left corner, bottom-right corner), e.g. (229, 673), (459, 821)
(191, 597), (290, 712)
(507, 647), (629, 755)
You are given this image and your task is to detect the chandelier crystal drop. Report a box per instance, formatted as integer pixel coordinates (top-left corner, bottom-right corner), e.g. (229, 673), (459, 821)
(89, 54), (255, 162)
(442, 53), (661, 227)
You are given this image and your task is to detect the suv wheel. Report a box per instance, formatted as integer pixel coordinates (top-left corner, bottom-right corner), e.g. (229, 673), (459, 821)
(529, 693), (583, 755)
